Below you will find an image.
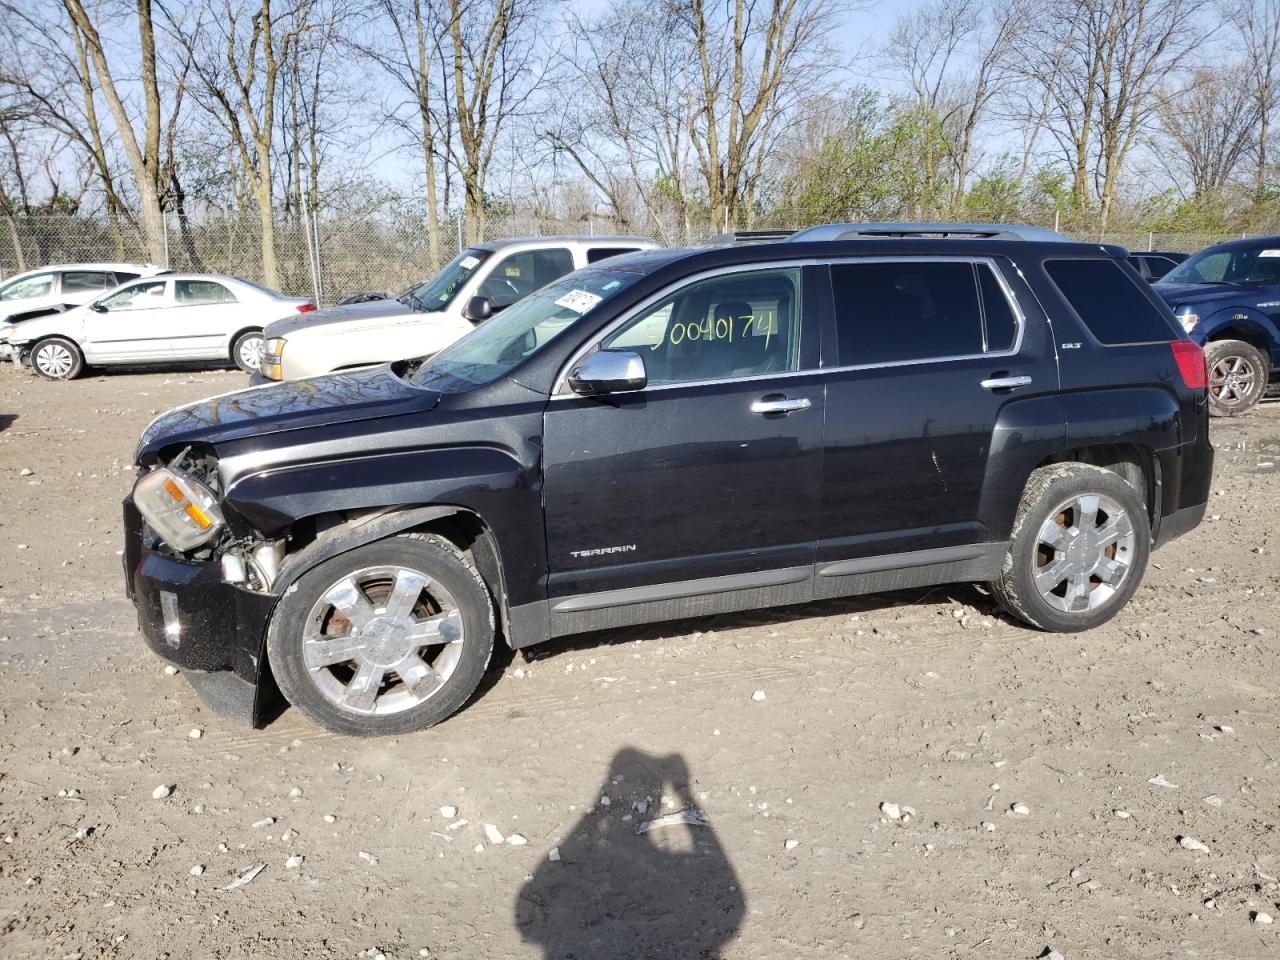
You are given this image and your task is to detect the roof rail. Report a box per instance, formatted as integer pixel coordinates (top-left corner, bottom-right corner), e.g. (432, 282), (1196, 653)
(787, 222), (1071, 243)
(707, 229), (797, 245)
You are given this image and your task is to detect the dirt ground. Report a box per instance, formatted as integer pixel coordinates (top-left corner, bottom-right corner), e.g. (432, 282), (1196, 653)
(0, 362), (1276, 960)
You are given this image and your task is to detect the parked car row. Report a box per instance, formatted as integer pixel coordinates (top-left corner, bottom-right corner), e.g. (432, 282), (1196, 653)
(3, 232), (1277, 416)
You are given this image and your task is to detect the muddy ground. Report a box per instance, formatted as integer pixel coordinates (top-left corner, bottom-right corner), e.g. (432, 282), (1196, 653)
(0, 363), (1276, 960)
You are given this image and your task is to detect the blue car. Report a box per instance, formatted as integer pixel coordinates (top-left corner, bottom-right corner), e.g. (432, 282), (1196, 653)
(1155, 236), (1280, 415)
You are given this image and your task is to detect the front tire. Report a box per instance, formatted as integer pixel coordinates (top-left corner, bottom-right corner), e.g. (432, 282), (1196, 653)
(232, 329), (264, 373)
(267, 533), (495, 736)
(1205, 339), (1268, 417)
(993, 463), (1150, 633)
(31, 337), (84, 380)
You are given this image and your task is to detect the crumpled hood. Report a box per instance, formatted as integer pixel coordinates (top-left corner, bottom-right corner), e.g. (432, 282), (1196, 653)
(136, 364), (437, 461)
(265, 298), (417, 338)
(1154, 281), (1274, 309)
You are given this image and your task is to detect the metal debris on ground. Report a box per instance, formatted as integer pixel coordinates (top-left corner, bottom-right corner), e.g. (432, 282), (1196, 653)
(634, 808), (708, 835)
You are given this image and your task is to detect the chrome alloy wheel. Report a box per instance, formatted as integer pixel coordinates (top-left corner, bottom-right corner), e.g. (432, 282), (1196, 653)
(35, 342), (74, 378)
(1209, 353), (1260, 409)
(1033, 493), (1136, 614)
(302, 565), (465, 716)
(238, 333), (264, 371)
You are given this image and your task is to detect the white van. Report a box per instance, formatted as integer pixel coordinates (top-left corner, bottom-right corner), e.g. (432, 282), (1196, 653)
(256, 236), (658, 383)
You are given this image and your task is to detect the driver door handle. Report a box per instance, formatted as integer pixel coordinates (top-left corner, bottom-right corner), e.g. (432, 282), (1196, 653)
(750, 396), (811, 415)
(979, 375), (1033, 391)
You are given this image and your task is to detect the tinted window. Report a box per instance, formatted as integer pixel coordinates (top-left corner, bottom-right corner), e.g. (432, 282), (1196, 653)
(1044, 259), (1176, 344)
(176, 279), (236, 304)
(477, 248), (574, 309)
(587, 247), (640, 264)
(1142, 256), (1178, 279)
(100, 280), (167, 311)
(0, 273), (54, 301)
(114, 271), (140, 285)
(62, 271), (113, 293)
(830, 260), (984, 365)
(602, 268), (801, 386)
(978, 265), (1017, 351)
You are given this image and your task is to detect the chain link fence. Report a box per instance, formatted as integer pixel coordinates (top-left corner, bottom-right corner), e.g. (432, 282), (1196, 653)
(0, 210), (1259, 306)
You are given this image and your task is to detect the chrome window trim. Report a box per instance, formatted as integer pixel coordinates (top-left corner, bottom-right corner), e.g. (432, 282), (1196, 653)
(550, 255), (1028, 397)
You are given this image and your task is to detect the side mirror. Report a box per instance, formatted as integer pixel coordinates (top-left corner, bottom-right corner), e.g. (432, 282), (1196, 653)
(90, 302), (107, 313)
(567, 350), (647, 397)
(462, 296), (492, 323)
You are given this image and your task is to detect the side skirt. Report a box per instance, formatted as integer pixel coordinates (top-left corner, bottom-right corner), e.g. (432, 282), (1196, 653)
(508, 543), (1009, 649)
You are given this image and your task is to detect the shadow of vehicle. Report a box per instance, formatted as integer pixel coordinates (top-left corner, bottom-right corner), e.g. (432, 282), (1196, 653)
(516, 748), (744, 960)
(0, 413), (14, 434)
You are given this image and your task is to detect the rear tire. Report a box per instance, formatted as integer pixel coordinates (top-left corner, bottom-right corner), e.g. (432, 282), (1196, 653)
(993, 463), (1150, 633)
(267, 533), (495, 736)
(1205, 339), (1268, 417)
(232, 329), (264, 373)
(31, 337), (84, 381)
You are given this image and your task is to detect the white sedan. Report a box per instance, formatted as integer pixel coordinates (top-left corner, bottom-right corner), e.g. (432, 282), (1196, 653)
(1, 274), (315, 380)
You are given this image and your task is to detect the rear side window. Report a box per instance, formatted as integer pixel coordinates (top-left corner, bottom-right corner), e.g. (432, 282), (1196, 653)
(62, 271), (114, 293)
(830, 260), (1016, 366)
(1044, 259), (1176, 344)
(586, 246), (640, 263)
(176, 279), (237, 304)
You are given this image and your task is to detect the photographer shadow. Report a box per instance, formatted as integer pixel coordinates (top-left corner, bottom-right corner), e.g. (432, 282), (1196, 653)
(515, 748), (745, 960)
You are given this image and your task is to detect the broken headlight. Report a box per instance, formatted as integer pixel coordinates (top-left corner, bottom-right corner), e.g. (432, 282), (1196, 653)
(133, 467), (225, 551)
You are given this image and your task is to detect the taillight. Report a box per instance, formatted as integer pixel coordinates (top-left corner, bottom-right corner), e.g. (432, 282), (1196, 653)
(296, 303), (316, 313)
(1170, 340), (1207, 389)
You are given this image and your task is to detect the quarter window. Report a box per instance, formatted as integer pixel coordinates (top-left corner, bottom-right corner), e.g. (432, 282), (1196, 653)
(477, 248), (574, 310)
(1044, 259), (1177, 344)
(176, 280), (237, 304)
(100, 280), (167, 311)
(601, 268), (801, 386)
(587, 247), (640, 263)
(0, 273), (54, 301)
(830, 260), (1015, 365)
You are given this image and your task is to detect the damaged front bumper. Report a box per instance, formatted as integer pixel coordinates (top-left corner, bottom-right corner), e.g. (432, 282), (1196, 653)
(123, 495), (278, 726)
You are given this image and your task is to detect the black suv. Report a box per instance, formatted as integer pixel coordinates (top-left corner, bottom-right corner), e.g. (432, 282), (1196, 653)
(123, 223), (1213, 736)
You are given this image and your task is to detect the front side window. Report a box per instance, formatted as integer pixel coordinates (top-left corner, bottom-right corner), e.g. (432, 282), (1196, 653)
(830, 260), (1014, 366)
(0, 273), (55, 301)
(600, 268), (801, 386)
(1162, 242), (1280, 286)
(477, 248), (575, 310)
(62, 271), (113, 294)
(99, 279), (167, 311)
(175, 280), (237, 305)
(409, 267), (643, 393)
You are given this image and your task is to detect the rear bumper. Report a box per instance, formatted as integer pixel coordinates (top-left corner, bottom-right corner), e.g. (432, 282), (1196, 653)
(123, 496), (276, 726)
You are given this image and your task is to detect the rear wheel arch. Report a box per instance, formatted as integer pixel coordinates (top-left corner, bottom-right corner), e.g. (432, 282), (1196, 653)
(1033, 444), (1158, 524)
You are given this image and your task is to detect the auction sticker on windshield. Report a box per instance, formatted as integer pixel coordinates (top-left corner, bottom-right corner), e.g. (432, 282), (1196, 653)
(460, 255), (481, 270)
(554, 289), (604, 313)
(1259, 250), (1280, 258)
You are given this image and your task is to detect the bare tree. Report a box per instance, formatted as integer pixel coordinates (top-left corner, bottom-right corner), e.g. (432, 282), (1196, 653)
(61, 0), (168, 262)
(677, 0), (849, 228)
(1227, 0), (1280, 201)
(1020, 0), (1203, 229)
(1157, 67), (1258, 200)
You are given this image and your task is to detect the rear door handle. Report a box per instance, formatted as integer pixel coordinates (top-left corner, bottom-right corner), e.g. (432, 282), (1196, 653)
(979, 375), (1032, 391)
(750, 396), (811, 415)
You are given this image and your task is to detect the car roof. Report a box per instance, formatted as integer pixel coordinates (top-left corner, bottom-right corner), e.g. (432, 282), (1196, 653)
(4, 262), (162, 279)
(1192, 235), (1280, 254)
(473, 235), (659, 253)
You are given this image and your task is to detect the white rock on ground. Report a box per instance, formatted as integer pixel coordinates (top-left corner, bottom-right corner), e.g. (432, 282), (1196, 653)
(285, 855), (304, 869)
(1253, 911), (1274, 925)
(483, 824), (505, 844)
(507, 833), (528, 846)
(190, 864), (204, 876)
(439, 805), (458, 818)
(880, 802), (902, 820)
(1177, 836), (1210, 853)
(1010, 802), (1030, 816)
(358, 851), (378, 865)
(188, 728), (202, 739)
(151, 785), (172, 800)
(548, 847), (561, 862)
(252, 817), (275, 829)
(751, 690), (767, 701)
(323, 814), (337, 824)
(163, 665), (179, 676)
(784, 838), (800, 850)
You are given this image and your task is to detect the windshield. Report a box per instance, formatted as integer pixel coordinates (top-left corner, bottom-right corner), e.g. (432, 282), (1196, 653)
(408, 267), (643, 392)
(1161, 242), (1280, 286)
(400, 248), (491, 312)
